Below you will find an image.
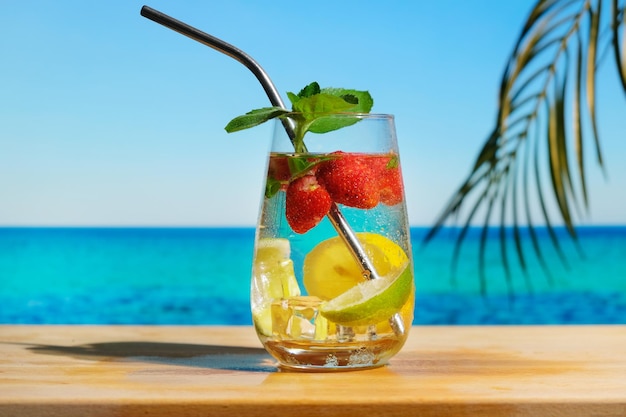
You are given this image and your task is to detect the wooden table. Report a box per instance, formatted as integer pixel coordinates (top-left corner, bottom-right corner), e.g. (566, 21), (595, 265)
(1, 325), (625, 416)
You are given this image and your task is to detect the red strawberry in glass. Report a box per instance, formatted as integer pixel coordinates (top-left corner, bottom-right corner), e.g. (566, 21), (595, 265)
(285, 174), (332, 234)
(371, 153), (404, 206)
(316, 151), (379, 209)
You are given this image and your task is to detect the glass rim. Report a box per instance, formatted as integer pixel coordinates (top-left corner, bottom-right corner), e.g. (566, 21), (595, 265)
(279, 112), (394, 119)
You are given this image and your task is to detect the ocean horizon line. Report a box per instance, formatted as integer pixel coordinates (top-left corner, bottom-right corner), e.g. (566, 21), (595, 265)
(1, 224), (625, 229)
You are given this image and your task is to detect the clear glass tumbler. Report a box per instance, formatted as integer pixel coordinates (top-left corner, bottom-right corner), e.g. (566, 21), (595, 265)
(251, 113), (414, 371)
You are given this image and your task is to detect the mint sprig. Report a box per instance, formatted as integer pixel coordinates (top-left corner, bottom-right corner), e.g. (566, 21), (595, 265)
(224, 81), (374, 153)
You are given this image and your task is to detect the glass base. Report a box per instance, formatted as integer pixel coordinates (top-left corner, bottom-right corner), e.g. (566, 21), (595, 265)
(263, 336), (404, 371)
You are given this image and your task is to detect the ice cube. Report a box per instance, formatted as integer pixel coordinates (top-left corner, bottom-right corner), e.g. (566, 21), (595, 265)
(271, 296), (328, 341)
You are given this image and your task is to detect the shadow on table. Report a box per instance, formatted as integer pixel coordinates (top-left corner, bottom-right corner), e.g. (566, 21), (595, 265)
(25, 341), (277, 373)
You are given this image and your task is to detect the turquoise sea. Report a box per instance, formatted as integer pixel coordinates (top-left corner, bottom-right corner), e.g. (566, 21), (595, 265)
(1, 226), (625, 325)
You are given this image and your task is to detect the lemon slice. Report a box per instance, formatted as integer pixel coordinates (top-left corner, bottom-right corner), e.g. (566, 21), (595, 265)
(320, 263), (413, 326)
(251, 238), (301, 336)
(303, 233), (408, 300)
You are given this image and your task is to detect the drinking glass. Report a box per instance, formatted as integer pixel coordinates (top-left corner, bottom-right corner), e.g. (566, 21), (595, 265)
(251, 113), (414, 371)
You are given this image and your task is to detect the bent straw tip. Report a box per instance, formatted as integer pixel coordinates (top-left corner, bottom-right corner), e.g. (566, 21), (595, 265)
(140, 5), (157, 18)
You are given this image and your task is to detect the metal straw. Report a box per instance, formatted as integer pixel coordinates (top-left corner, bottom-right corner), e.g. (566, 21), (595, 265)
(140, 5), (404, 335)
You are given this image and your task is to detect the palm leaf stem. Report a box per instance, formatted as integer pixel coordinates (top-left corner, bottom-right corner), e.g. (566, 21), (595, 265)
(612, 0), (626, 90)
(587, 1), (605, 169)
(574, 32), (590, 208)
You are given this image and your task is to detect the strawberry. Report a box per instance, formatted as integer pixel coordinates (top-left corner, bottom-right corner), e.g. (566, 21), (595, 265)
(316, 151), (379, 209)
(371, 154), (404, 206)
(285, 174), (332, 234)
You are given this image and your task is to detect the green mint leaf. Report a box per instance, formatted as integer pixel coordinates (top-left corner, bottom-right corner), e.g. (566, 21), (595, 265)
(297, 81), (321, 98)
(224, 107), (289, 133)
(321, 88), (374, 113)
(286, 92), (300, 106)
(264, 177), (283, 199)
(287, 156), (325, 180)
(307, 114), (360, 134)
(287, 156), (309, 178)
(297, 88), (374, 135)
(387, 154), (399, 169)
(286, 91), (365, 146)
(290, 93), (355, 115)
(341, 94), (359, 105)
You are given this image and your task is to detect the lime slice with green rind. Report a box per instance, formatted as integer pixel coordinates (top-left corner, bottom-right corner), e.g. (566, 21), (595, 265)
(320, 263), (413, 326)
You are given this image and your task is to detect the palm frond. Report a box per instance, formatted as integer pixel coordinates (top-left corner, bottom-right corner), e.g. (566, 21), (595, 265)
(424, 0), (626, 291)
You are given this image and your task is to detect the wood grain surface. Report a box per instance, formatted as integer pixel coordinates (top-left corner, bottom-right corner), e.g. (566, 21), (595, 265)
(1, 325), (625, 416)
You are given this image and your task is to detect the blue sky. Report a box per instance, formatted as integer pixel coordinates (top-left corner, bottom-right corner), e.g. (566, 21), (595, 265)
(1, 1), (624, 226)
